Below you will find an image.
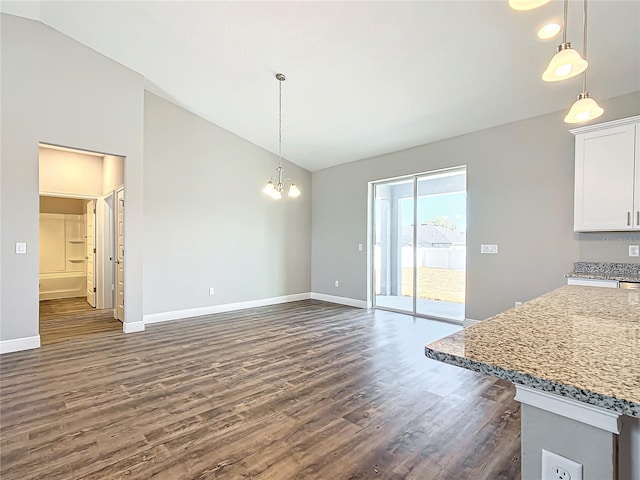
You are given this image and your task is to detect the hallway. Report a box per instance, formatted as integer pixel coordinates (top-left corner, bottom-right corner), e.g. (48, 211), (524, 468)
(40, 297), (122, 346)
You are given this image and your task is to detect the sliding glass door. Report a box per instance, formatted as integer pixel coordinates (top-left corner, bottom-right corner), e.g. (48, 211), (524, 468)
(372, 167), (466, 322)
(373, 178), (415, 313)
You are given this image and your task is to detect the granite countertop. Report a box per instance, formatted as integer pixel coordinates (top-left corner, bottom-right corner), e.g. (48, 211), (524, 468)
(565, 261), (640, 283)
(425, 285), (640, 417)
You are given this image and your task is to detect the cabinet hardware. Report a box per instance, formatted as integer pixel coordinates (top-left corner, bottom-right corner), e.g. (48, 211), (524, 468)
(628, 212), (632, 226)
(637, 211), (639, 226)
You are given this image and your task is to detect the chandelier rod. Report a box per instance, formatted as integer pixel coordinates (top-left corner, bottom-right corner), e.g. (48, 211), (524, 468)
(277, 73), (285, 169)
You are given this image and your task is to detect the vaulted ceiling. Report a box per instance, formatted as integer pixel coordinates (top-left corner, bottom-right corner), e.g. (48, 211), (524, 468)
(2, 1), (639, 171)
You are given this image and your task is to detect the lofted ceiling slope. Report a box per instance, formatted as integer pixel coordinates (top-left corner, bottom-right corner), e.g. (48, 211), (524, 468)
(1, 0), (639, 171)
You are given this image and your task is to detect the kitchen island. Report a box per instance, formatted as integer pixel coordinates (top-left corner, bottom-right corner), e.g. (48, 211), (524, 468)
(425, 285), (639, 480)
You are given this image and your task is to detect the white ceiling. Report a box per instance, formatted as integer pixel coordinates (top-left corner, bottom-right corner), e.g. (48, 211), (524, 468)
(2, 1), (639, 171)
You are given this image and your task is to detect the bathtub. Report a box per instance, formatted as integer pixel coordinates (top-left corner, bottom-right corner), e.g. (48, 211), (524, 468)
(39, 271), (86, 301)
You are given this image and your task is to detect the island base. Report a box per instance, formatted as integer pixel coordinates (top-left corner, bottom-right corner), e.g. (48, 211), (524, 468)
(514, 385), (639, 480)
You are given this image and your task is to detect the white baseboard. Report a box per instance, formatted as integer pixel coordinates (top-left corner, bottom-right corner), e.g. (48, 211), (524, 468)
(143, 292), (312, 325)
(123, 321), (145, 333)
(464, 318), (482, 328)
(310, 293), (368, 309)
(0, 335), (41, 354)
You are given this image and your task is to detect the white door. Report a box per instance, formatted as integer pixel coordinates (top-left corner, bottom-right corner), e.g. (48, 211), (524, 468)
(115, 189), (125, 322)
(86, 199), (96, 307)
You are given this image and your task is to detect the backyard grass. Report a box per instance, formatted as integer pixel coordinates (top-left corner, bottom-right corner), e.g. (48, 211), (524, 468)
(401, 267), (465, 303)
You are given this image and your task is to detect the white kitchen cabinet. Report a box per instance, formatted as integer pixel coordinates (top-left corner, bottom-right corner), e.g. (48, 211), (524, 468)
(571, 116), (640, 232)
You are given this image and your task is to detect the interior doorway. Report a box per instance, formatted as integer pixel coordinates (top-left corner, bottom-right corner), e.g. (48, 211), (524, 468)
(38, 144), (125, 344)
(371, 167), (467, 323)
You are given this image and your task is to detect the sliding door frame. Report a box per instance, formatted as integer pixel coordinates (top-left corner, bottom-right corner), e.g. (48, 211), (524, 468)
(370, 166), (466, 325)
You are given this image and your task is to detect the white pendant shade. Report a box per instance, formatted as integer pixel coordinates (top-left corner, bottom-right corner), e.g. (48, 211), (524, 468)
(288, 184), (301, 198)
(509, 0), (551, 11)
(262, 181), (275, 195)
(542, 44), (588, 82)
(564, 94), (604, 124)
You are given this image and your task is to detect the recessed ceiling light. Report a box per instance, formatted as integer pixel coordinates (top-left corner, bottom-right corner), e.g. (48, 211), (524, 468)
(537, 23), (561, 40)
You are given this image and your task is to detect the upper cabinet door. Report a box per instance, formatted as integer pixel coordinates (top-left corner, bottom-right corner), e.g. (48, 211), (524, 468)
(574, 121), (638, 232)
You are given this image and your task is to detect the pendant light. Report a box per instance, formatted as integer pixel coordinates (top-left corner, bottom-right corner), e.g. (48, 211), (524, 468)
(542, 0), (588, 82)
(262, 73), (301, 199)
(509, 0), (551, 11)
(564, 0), (603, 123)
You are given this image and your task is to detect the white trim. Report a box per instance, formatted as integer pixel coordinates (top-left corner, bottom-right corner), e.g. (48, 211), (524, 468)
(569, 115), (640, 135)
(514, 385), (621, 434)
(39, 191), (99, 200)
(463, 318), (482, 328)
(0, 335), (41, 354)
(567, 278), (618, 288)
(310, 293), (368, 308)
(144, 293), (312, 325)
(123, 321), (145, 333)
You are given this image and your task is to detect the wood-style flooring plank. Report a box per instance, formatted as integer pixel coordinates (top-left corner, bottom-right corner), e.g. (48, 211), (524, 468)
(1, 299), (520, 479)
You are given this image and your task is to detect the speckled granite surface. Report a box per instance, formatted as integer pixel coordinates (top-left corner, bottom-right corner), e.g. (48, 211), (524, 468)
(425, 285), (640, 417)
(566, 262), (640, 282)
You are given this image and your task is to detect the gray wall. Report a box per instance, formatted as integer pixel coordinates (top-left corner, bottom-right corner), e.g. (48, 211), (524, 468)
(521, 404), (616, 480)
(143, 92), (311, 315)
(1, 14), (145, 341)
(1, 14), (311, 343)
(311, 91), (640, 320)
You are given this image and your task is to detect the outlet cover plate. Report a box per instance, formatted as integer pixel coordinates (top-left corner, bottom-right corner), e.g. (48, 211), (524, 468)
(481, 244), (498, 254)
(541, 449), (582, 480)
(629, 245), (639, 257)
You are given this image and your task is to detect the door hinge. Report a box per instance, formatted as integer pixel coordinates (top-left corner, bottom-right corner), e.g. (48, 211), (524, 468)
(93, 208), (96, 214)
(93, 248), (96, 254)
(93, 287), (97, 293)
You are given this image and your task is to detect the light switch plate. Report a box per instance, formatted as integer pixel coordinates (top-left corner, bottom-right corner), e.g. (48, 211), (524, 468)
(629, 245), (639, 257)
(481, 244), (498, 254)
(15, 242), (27, 254)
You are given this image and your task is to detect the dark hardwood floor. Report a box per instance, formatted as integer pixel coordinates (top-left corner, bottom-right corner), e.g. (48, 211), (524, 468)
(1, 300), (520, 479)
(39, 297), (123, 346)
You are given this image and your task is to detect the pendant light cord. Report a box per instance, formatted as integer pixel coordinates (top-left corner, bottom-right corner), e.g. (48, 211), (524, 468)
(562, 0), (568, 44)
(582, 0), (588, 92)
(278, 76), (283, 168)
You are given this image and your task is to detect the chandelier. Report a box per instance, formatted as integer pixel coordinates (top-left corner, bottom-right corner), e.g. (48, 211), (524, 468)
(262, 73), (301, 199)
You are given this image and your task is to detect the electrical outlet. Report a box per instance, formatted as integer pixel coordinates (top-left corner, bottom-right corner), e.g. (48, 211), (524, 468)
(515, 301), (522, 307)
(334, 280), (339, 287)
(209, 287), (215, 296)
(480, 244), (498, 254)
(541, 450), (582, 480)
(629, 245), (639, 257)
(358, 243), (363, 251)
